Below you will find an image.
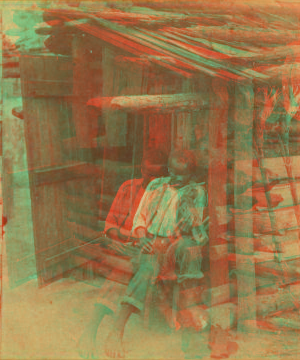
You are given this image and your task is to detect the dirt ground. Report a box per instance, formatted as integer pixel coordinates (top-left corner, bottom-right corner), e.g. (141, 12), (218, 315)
(2, 263), (300, 360)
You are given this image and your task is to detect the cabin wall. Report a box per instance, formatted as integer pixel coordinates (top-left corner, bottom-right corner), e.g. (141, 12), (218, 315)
(14, 31), (300, 326)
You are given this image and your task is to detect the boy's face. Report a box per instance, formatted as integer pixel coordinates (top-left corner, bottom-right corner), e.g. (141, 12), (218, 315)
(168, 157), (191, 186)
(141, 159), (165, 183)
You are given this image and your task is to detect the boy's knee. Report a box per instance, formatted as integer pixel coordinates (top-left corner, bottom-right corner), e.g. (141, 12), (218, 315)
(138, 262), (156, 277)
(176, 239), (194, 258)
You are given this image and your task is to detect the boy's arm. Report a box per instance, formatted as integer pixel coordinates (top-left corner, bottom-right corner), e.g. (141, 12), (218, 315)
(106, 228), (128, 242)
(131, 189), (154, 252)
(131, 181), (158, 237)
(105, 181), (132, 242)
(132, 177), (168, 237)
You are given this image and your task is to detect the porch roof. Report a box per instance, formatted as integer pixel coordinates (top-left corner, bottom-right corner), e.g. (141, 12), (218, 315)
(41, 1), (300, 84)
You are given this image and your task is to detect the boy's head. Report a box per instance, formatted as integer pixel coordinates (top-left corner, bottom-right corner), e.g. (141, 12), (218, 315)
(168, 150), (197, 186)
(141, 149), (168, 185)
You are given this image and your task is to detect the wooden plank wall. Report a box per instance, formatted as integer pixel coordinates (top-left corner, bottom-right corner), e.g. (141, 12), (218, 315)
(20, 54), (76, 286)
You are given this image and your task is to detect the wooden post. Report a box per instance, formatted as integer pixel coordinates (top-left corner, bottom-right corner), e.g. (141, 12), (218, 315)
(208, 78), (230, 358)
(101, 46), (128, 148)
(175, 79), (192, 150)
(233, 83), (256, 331)
(72, 34), (103, 150)
(70, 34), (103, 248)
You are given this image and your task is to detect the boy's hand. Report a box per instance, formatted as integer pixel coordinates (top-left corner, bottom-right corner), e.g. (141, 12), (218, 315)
(123, 243), (140, 257)
(141, 237), (155, 254)
(107, 240), (126, 254)
(107, 241), (139, 257)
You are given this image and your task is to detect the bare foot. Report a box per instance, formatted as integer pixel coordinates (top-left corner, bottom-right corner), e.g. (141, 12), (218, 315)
(105, 331), (125, 358)
(77, 327), (98, 359)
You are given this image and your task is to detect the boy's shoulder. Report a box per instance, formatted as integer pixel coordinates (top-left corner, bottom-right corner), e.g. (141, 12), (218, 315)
(146, 177), (171, 191)
(119, 178), (143, 192)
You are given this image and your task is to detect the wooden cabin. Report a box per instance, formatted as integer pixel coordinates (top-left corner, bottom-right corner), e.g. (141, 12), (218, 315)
(4, 2), (300, 355)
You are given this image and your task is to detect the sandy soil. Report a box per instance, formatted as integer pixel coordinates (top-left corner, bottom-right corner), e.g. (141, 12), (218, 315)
(2, 273), (300, 360)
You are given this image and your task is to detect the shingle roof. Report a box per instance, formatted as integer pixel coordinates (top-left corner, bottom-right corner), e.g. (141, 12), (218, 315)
(38, 3), (300, 83)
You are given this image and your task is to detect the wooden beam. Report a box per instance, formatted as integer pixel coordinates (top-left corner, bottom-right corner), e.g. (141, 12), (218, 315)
(31, 162), (101, 187)
(234, 205), (299, 236)
(233, 83), (256, 331)
(228, 247), (300, 264)
(87, 93), (208, 113)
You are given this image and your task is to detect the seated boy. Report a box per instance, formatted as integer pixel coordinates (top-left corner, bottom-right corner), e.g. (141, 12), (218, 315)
(77, 149), (168, 359)
(104, 150), (208, 358)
